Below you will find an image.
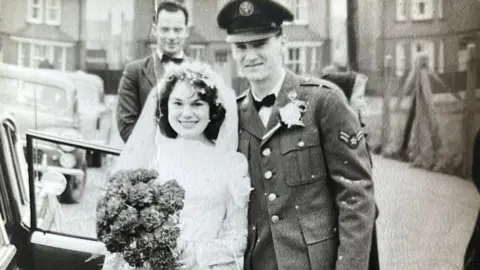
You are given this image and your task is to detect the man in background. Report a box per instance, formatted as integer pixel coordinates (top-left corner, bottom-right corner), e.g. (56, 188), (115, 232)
(116, 1), (191, 142)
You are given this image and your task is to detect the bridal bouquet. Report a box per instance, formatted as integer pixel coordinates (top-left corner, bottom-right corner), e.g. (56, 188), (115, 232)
(96, 169), (185, 269)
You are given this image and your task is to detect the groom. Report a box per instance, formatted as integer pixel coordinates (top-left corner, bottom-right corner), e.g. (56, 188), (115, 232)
(218, 1), (377, 269)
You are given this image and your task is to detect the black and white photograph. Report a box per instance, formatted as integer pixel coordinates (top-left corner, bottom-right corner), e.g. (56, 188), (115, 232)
(0, 0), (479, 269)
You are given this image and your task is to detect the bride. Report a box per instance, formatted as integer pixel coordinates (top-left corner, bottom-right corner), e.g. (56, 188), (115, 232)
(102, 62), (250, 270)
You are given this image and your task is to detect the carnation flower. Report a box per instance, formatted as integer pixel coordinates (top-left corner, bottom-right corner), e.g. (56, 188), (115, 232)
(104, 195), (126, 219)
(95, 169), (185, 269)
(110, 205), (138, 233)
(149, 247), (176, 269)
(131, 169), (159, 184)
(128, 182), (154, 208)
(123, 242), (144, 267)
(139, 206), (167, 232)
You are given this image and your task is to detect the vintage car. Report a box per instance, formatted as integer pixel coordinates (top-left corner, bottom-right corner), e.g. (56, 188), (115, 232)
(0, 109), (68, 269)
(0, 63), (87, 203)
(40, 69), (113, 167)
(0, 108), (121, 269)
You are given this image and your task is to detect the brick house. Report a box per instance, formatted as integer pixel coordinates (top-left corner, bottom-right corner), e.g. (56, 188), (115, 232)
(356, 0), (480, 94)
(0, 0), (85, 70)
(133, 0), (330, 92)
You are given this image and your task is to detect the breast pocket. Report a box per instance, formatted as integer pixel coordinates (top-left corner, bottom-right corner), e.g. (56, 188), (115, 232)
(280, 127), (326, 186)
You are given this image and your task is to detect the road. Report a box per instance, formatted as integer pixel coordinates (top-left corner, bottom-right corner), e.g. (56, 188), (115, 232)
(55, 154), (480, 269)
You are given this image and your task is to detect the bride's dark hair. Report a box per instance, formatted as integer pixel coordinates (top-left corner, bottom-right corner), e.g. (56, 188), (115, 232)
(154, 65), (226, 141)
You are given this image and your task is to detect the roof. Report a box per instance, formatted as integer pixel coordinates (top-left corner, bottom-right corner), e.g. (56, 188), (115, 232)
(11, 24), (76, 43)
(282, 25), (325, 43)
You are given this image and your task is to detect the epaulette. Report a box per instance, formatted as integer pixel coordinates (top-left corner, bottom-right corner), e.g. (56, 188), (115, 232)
(300, 76), (338, 90)
(236, 89), (248, 101)
(299, 76), (323, 87)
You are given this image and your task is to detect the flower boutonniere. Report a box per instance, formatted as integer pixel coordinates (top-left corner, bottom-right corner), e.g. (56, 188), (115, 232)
(279, 90), (308, 128)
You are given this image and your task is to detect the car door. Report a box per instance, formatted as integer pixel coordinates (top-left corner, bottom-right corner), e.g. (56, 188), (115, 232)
(25, 130), (121, 270)
(0, 215), (17, 270)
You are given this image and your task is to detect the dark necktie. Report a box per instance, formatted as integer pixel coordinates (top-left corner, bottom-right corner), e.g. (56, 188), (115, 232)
(253, 94), (276, 111)
(161, 54), (183, 64)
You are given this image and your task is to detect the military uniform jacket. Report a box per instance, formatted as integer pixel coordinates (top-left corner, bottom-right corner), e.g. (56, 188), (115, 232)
(238, 71), (376, 270)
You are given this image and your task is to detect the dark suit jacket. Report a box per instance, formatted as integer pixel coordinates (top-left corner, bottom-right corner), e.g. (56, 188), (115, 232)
(464, 129), (480, 269)
(239, 71), (377, 270)
(116, 54), (191, 142)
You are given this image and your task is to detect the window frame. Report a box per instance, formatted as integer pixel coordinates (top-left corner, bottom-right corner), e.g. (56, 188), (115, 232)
(396, 0), (407, 21)
(410, 40), (435, 70)
(27, 0), (44, 24)
(395, 41), (407, 77)
(45, 0), (61, 26)
(285, 46), (307, 74)
(411, 0), (434, 21)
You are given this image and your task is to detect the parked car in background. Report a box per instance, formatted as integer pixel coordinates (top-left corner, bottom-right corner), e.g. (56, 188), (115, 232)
(0, 63), (87, 203)
(40, 69), (113, 167)
(0, 108), (68, 269)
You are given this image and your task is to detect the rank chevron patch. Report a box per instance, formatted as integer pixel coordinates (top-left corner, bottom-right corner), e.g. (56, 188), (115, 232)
(339, 130), (364, 149)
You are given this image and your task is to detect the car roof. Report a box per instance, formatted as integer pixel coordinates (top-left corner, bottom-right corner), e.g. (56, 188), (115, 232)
(0, 63), (77, 92)
(0, 108), (17, 130)
(40, 69), (103, 90)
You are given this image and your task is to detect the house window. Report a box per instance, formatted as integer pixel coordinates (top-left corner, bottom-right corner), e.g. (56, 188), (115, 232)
(275, 0), (308, 24)
(26, 0), (61, 25)
(285, 47), (306, 74)
(45, 0), (61, 25)
(395, 42), (407, 77)
(411, 0), (433, 20)
(189, 45), (205, 61)
(27, 0), (43, 24)
(17, 42), (67, 70)
(410, 40), (435, 70)
(396, 0), (407, 21)
(215, 50), (228, 63)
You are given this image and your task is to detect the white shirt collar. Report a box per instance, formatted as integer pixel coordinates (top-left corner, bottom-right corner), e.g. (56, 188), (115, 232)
(251, 69), (286, 101)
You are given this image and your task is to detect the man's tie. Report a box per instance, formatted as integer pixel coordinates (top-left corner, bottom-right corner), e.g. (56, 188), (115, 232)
(161, 54), (183, 64)
(253, 94), (276, 111)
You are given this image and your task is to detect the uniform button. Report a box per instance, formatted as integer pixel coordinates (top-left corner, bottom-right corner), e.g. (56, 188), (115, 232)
(338, 256), (343, 260)
(271, 215), (280, 224)
(264, 171), (273, 179)
(295, 205), (299, 209)
(262, 148), (271, 156)
(298, 141), (305, 147)
(252, 226), (256, 231)
(333, 227), (337, 232)
(268, 193), (277, 201)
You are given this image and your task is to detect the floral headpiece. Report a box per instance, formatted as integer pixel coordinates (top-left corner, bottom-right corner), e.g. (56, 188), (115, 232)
(166, 69), (217, 96)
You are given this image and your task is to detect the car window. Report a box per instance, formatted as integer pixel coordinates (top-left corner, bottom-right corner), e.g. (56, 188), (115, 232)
(28, 134), (120, 239)
(3, 122), (27, 205)
(0, 76), (68, 111)
(75, 82), (100, 105)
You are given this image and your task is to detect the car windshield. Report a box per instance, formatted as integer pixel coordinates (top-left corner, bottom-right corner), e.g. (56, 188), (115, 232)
(0, 76), (68, 111)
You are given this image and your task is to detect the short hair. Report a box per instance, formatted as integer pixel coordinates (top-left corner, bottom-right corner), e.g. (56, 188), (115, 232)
(154, 67), (226, 142)
(153, 1), (189, 26)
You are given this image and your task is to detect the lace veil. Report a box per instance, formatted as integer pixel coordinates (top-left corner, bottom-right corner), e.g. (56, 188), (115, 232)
(113, 61), (239, 172)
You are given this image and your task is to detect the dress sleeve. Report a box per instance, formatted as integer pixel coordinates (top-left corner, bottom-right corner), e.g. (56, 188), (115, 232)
(194, 152), (251, 269)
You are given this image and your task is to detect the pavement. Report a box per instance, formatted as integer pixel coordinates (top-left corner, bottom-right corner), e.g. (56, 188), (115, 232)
(373, 155), (480, 270)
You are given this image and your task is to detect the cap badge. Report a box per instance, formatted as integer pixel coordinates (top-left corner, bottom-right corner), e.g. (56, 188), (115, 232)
(239, 1), (254, 16)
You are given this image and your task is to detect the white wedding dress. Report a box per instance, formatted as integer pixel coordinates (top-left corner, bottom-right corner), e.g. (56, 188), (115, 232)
(101, 137), (250, 270)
